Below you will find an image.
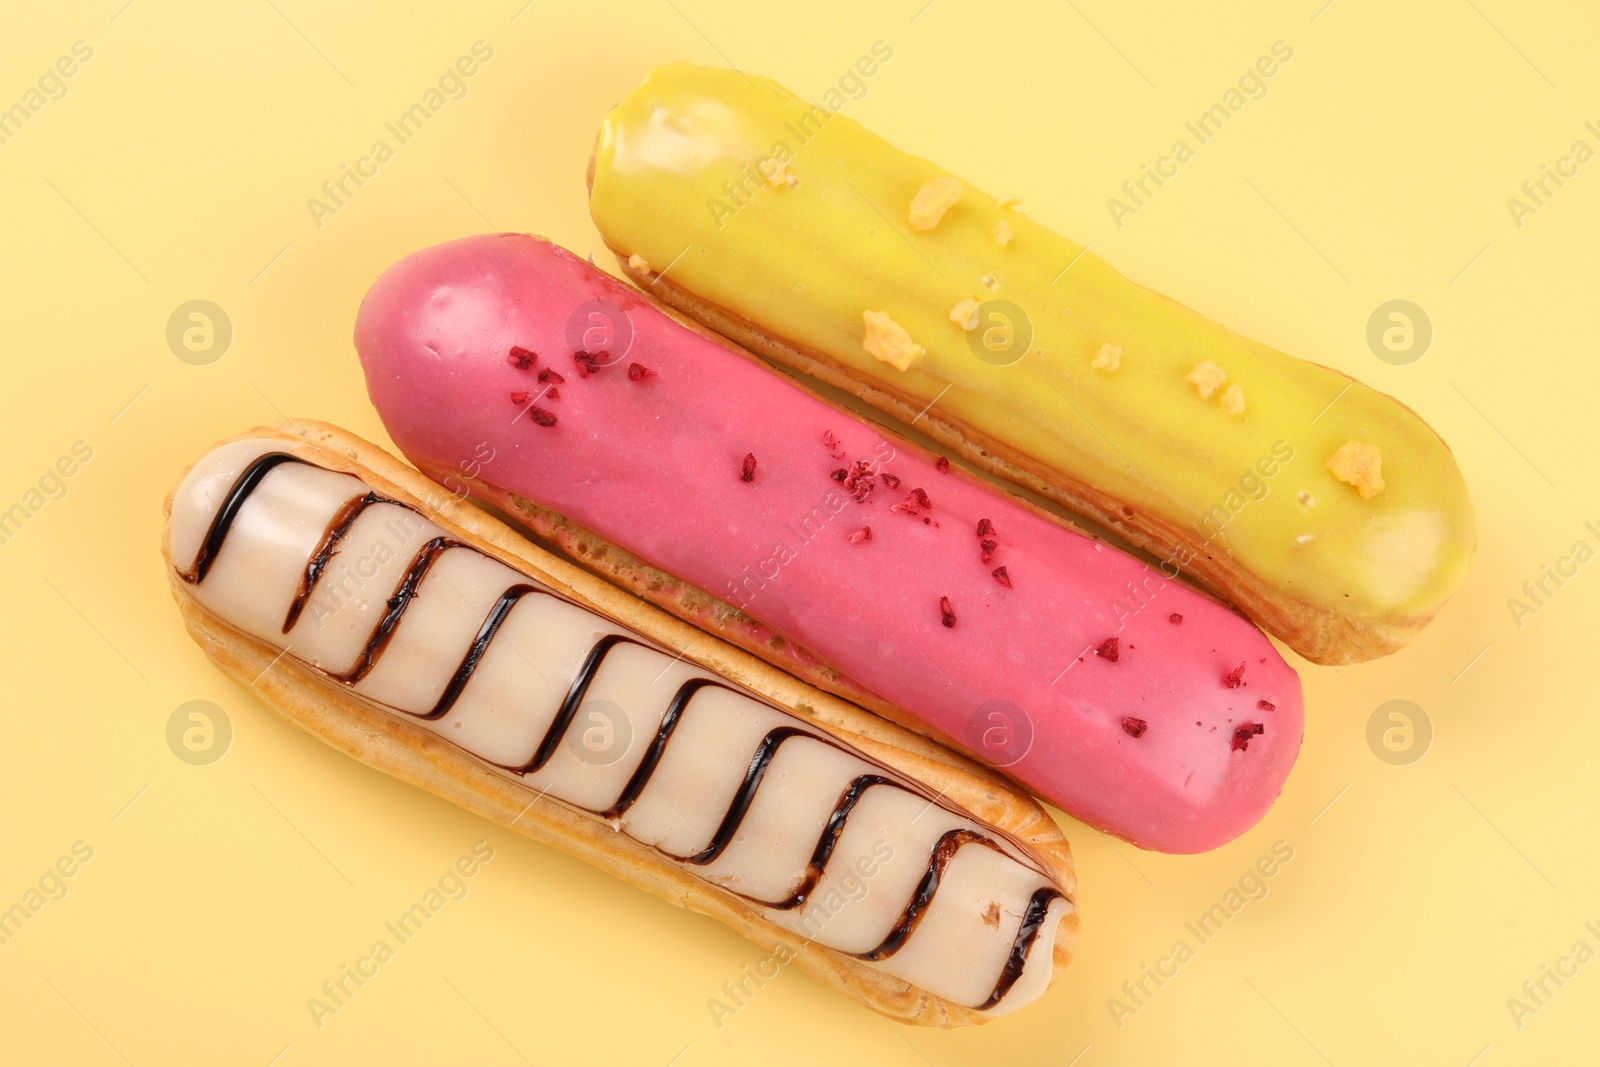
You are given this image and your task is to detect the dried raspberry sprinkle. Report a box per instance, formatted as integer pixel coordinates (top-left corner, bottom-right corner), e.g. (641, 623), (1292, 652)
(545, 387), (560, 400)
(849, 527), (872, 544)
(539, 368), (564, 384)
(1121, 717), (1148, 738)
(741, 453), (757, 482)
(881, 472), (901, 489)
(992, 566), (1011, 587)
(530, 406), (557, 427)
(1223, 663), (1247, 688)
(1169, 613), (1183, 624)
(510, 391), (530, 404)
(1095, 637), (1120, 662)
(980, 538), (998, 564)
(507, 346), (536, 370)
(939, 596), (957, 628)
(1231, 722), (1265, 751)
(831, 469), (848, 481)
(628, 362), (656, 381)
(891, 489), (932, 516)
(935, 456), (950, 473)
(976, 518), (996, 537)
(1258, 699), (1276, 712)
(573, 350), (607, 378)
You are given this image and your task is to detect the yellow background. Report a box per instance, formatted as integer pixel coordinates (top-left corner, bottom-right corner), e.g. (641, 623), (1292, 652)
(2, 1), (1595, 1063)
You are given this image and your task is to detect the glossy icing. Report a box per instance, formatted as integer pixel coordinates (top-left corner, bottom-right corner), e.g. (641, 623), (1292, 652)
(169, 437), (1071, 1014)
(355, 234), (1304, 853)
(587, 62), (1476, 657)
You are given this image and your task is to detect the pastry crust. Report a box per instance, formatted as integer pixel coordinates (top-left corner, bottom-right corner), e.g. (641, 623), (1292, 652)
(162, 419), (1076, 1027)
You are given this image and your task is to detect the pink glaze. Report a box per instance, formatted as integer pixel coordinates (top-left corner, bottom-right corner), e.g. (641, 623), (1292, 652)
(355, 234), (1303, 853)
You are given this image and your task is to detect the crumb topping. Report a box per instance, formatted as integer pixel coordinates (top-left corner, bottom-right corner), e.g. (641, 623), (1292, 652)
(756, 157), (789, 188)
(1220, 383), (1246, 415)
(862, 310), (924, 371)
(627, 253), (650, 273)
(949, 298), (980, 330)
(908, 176), (962, 231)
(992, 220), (1013, 247)
(1186, 360), (1227, 399)
(1092, 343), (1122, 372)
(1326, 440), (1385, 499)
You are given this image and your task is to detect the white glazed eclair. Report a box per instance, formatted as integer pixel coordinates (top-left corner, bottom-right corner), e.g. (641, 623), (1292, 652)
(161, 421), (1077, 1026)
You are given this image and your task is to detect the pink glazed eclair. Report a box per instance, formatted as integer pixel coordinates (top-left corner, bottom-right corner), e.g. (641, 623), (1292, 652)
(355, 234), (1303, 853)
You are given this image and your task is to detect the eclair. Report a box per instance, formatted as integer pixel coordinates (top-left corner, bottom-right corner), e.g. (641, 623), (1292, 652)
(354, 234), (1304, 854)
(586, 62), (1477, 665)
(162, 421), (1077, 1026)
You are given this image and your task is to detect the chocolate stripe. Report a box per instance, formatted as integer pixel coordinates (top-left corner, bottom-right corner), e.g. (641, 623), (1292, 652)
(502, 633), (639, 775)
(283, 490), (383, 633)
(975, 887), (1066, 1010)
(856, 828), (991, 962)
(333, 536), (460, 683)
(601, 677), (726, 820)
(419, 584), (543, 722)
(676, 726), (811, 866)
(177, 451), (305, 584)
(768, 773), (896, 911)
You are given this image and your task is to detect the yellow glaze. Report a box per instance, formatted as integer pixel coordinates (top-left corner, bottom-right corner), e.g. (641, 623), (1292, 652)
(590, 63), (1476, 640)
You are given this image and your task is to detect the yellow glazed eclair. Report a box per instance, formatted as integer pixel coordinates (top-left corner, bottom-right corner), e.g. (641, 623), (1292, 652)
(162, 421), (1076, 1026)
(588, 62), (1476, 664)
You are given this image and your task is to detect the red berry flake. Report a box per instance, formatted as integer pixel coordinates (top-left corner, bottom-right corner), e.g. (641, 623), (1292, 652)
(935, 456), (950, 473)
(546, 387), (560, 400)
(823, 430), (843, 457)
(881, 472), (901, 489)
(1223, 663), (1246, 688)
(849, 526), (872, 544)
(741, 453), (757, 482)
(992, 566), (1011, 587)
(510, 391), (530, 404)
(573, 350), (607, 377)
(891, 488), (932, 516)
(1230, 722), (1266, 751)
(939, 596), (957, 628)
(1169, 613), (1183, 624)
(980, 538), (998, 564)
(1095, 637), (1120, 662)
(628, 362), (656, 381)
(1121, 717), (1148, 739)
(840, 460), (877, 501)
(507, 346), (536, 370)
(976, 518), (996, 538)
(530, 406), (557, 427)
(1258, 699), (1276, 712)
(831, 468), (848, 481)
(539, 368), (565, 384)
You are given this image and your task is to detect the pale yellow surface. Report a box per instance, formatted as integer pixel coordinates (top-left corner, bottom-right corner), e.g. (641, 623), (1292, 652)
(1, 2), (1595, 1064)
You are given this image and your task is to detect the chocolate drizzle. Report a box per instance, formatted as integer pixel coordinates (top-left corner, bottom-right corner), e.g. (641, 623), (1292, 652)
(425, 583), (542, 721)
(601, 677), (724, 820)
(284, 491), (382, 633)
(179, 445), (1069, 1010)
(975, 887), (1067, 1010)
(859, 828), (989, 961)
(333, 535), (462, 683)
(508, 633), (636, 775)
(768, 773), (895, 911)
(177, 451), (303, 584)
(676, 726), (810, 866)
